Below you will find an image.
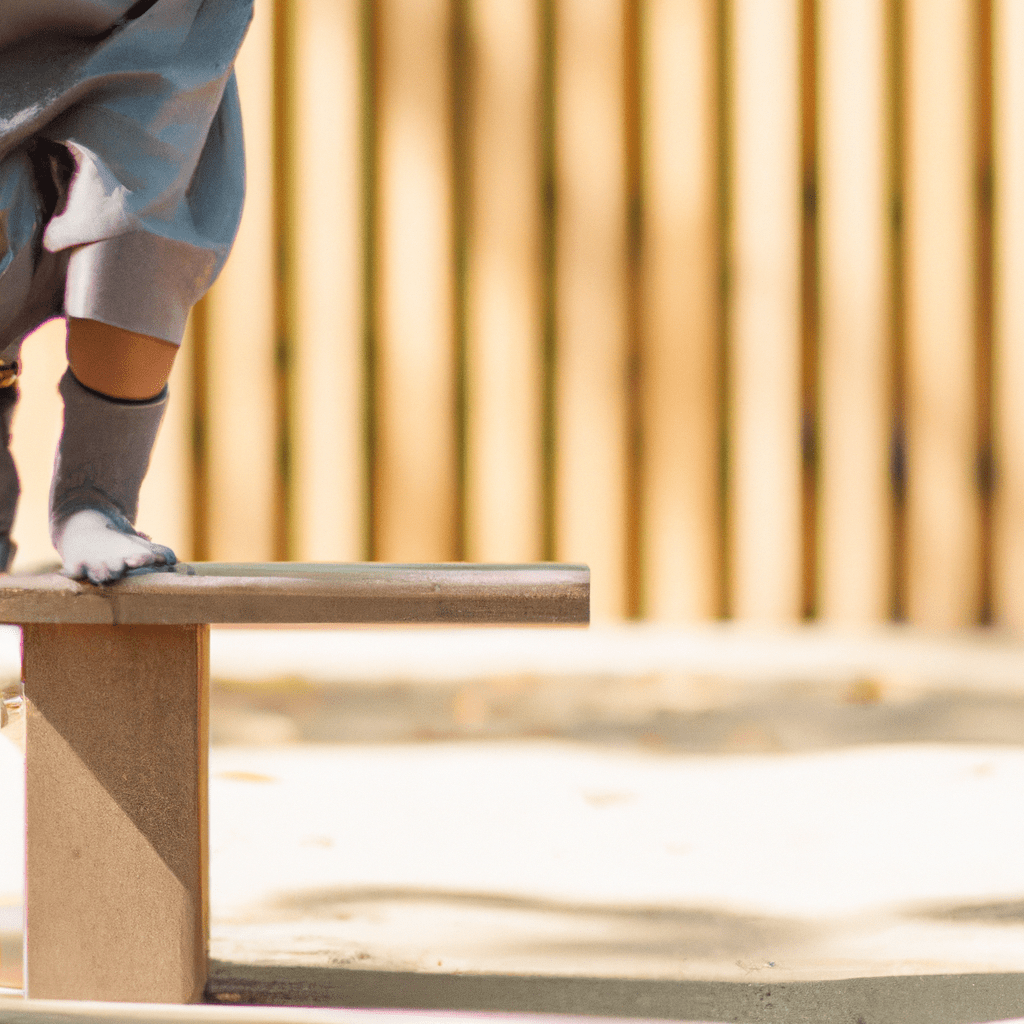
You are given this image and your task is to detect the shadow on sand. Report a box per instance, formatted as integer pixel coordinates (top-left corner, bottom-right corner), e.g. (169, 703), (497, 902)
(206, 962), (1024, 1023)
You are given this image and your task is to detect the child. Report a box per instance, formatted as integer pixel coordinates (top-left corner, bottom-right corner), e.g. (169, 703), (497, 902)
(0, 0), (252, 583)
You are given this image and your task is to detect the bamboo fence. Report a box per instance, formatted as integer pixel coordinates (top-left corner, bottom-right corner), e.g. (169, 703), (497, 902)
(10, 0), (1024, 628)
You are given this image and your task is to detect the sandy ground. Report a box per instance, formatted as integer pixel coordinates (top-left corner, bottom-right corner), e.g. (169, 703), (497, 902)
(3, 625), (1024, 1022)
(198, 741), (1024, 981)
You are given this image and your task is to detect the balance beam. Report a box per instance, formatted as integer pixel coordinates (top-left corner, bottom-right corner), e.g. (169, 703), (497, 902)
(4, 563), (588, 1004)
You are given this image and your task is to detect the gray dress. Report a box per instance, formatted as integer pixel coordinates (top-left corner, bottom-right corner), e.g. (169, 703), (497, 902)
(0, 0), (252, 357)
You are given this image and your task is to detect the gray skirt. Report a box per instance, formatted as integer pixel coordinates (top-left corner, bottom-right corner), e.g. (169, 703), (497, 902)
(0, 0), (252, 356)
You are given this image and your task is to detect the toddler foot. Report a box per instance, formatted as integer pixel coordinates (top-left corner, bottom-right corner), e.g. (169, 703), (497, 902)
(49, 368), (173, 585)
(55, 508), (176, 585)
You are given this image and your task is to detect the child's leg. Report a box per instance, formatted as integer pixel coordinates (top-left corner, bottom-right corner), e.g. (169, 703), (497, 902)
(66, 317), (177, 402)
(50, 317), (179, 584)
(2, 0), (251, 580)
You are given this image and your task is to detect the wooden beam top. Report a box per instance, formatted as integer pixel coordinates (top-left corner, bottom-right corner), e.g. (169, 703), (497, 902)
(0, 563), (590, 626)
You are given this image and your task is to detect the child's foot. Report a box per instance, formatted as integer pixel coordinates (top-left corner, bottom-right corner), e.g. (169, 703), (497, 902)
(48, 368), (173, 585)
(55, 508), (176, 585)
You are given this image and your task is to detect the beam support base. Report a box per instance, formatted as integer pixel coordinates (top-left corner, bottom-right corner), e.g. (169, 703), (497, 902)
(23, 623), (209, 1003)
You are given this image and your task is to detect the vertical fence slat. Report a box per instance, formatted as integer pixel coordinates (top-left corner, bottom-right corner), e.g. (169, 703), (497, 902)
(800, 0), (817, 619)
(817, 0), (893, 623)
(903, 0), (981, 627)
(202, 0), (278, 561)
(993, 0), (1024, 629)
(136, 318), (195, 561)
(977, 0), (994, 626)
(464, 0), (544, 564)
(10, 322), (66, 570)
(289, 0), (365, 562)
(727, 0), (803, 621)
(555, 0), (629, 620)
(375, 0), (458, 562)
(640, 0), (720, 620)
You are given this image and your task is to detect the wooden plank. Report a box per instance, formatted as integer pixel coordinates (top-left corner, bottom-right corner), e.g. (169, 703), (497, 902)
(288, 0), (366, 562)
(727, 0), (803, 621)
(817, 0), (893, 623)
(464, 0), (544, 564)
(0, 564), (589, 626)
(554, 0), (629, 620)
(902, 0), (981, 627)
(374, 0), (458, 562)
(640, 0), (720, 620)
(24, 624), (208, 1002)
(993, 0), (1024, 630)
(202, 0), (278, 562)
(9, 320), (66, 571)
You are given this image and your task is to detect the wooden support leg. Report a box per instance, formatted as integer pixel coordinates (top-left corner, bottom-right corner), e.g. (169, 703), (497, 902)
(23, 623), (209, 1003)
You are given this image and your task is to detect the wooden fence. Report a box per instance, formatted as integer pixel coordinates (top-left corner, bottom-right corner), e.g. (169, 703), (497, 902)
(10, 0), (1024, 627)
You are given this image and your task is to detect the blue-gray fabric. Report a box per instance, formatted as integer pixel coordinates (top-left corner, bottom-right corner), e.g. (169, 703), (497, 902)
(0, 0), (252, 354)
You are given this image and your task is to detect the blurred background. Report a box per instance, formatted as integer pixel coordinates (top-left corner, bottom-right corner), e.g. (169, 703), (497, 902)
(8, 0), (1024, 628)
(9, 5), (1024, 1003)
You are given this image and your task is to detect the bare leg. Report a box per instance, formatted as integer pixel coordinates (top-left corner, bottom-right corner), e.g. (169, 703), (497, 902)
(52, 318), (179, 583)
(66, 317), (177, 400)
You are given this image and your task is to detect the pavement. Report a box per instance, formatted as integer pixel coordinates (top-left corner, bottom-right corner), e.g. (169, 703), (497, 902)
(3, 624), (1024, 1023)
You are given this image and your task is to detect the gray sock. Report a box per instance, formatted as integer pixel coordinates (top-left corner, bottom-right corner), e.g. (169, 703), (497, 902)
(0, 379), (19, 573)
(50, 369), (176, 583)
